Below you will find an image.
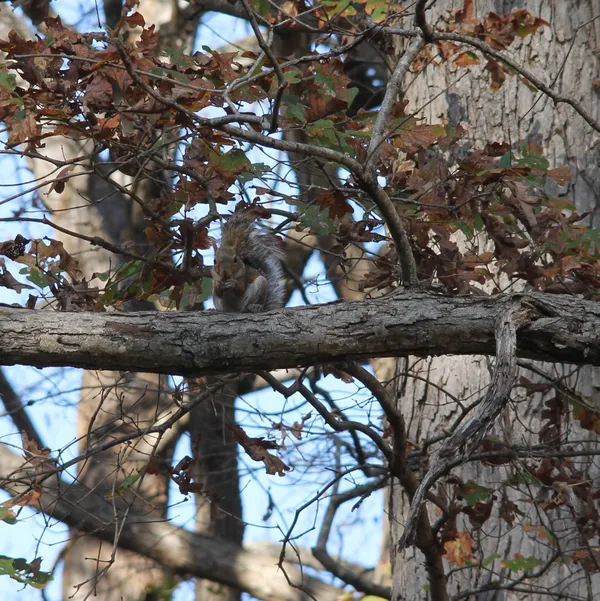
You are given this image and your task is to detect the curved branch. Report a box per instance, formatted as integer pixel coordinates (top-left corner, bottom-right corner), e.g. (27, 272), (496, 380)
(0, 368), (45, 449)
(398, 300), (530, 549)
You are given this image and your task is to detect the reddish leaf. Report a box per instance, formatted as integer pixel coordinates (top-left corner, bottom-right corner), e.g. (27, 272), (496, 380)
(485, 58), (506, 92)
(453, 52), (480, 67)
(444, 531), (474, 566)
(315, 190), (353, 220)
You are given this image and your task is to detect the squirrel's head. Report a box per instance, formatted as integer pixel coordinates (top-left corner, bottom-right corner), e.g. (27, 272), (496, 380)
(213, 245), (246, 281)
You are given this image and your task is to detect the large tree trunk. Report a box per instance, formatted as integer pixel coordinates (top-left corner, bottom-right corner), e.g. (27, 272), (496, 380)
(28, 2), (194, 596)
(388, 2), (600, 600)
(31, 134), (175, 601)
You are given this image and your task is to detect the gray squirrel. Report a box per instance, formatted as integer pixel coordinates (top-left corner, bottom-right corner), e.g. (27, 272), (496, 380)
(212, 208), (285, 312)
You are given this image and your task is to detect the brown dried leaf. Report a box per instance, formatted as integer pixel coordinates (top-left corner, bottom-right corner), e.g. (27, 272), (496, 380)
(6, 111), (40, 148)
(547, 166), (572, 185)
(453, 52), (479, 67)
(485, 58), (506, 92)
(571, 549), (600, 573)
(0, 235), (30, 259)
(315, 189), (353, 220)
(0, 264), (33, 293)
(291, 413), (312, 441)
(443, 531), (474, 566)
(3, 486), (41, 507)
(229, 424), (290, 477)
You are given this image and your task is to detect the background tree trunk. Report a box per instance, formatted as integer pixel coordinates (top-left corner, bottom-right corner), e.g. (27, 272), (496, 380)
(388, 2), (600, 600)
(30, 2), (199, 596)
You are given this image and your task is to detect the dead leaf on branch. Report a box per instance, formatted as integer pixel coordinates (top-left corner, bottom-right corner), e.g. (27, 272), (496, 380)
(3, 487), (41, 508)
(0, 235), (30, 260)
(0, 261), (33, 293)
(22, 433), (51, 465)
(16, 238), (84, 285)
(547, 166), (572, 186)
(229, 424), (290, 477)
(6, 110), (41, 149)
(571, 549), (600, 573)
(443, 530), (474, 567)
(291, 413), (312, 441)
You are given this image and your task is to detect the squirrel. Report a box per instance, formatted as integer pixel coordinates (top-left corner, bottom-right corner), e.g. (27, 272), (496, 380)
(212, 209), (285, 313)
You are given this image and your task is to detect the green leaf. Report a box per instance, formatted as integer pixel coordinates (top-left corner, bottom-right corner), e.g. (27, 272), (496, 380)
(463, 480), (493, 506)
(284, 94), (306, 123)
(499, 151), (513, 169)
(283, 69), (303, 85)
(0, 506), (17, 525)
(297, 206), (335, 236)
(473, 212), (484, 231)
(249, 0), (271, 17)
(0, 555), (53, 589)
(113, 472), (142, 497)
(505, 471), (543, 487)
(516, 154), (549, 171)
(365, 0), (389, 22)
(20, 267), (51, 290)
(238, 162), (271, 184)
(210, 148), (251, 174)
(455, 219), (475, 240)
(482, 553), (501, 567)
(501, 555), (544, 572)
(199, 277), (213, 303)
(0, 65), (17, 91)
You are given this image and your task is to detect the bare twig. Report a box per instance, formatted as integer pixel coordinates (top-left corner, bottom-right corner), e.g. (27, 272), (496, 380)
(312, 477), (391, 597)
(431, 29), (600, 134)
(259, 371), (393, 461)
(0, 368), (45, 450)
(238, 0), (288, 132)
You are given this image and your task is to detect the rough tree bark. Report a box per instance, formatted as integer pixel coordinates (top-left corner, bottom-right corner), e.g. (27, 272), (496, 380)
(2, 292), (600, 373)
(387, 2), (600, 600)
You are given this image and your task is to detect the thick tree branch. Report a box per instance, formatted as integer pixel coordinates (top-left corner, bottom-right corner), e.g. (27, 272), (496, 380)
(0, 293), (599, 375)
(398, 300), (528, 549)
(0, 444), (341, 601)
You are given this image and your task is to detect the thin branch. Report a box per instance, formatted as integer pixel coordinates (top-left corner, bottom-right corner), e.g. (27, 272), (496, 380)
(341, 362), (449, 601)
(431, 30), (600, 134)
(0, 368), (45, 450)
(366, 36), (426, 173)
(238, 0), (288, 133)
(312, 477), (391, 597)
(0, 445), (341, 601)
(259, 371), (393, 461)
